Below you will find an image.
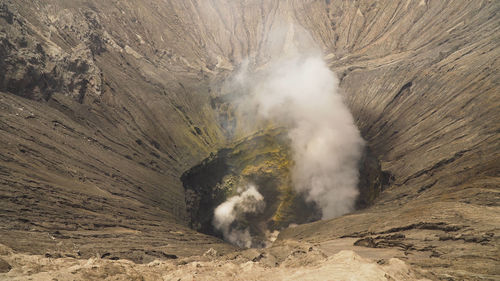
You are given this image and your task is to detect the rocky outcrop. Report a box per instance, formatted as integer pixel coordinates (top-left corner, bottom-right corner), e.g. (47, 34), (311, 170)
(0, 3), (102, 102)
(0, 242), (429, 280)
(0, 0), (498, 279)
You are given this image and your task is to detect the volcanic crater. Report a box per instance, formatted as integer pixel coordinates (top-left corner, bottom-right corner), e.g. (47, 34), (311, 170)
(0, 0), (498, 280)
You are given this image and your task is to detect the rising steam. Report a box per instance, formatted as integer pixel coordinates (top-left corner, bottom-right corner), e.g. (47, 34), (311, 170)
(213, 184), (265, 248)
(242, 55), (364, 219)
(213, 23), (364, 246)
(256, 56), (364, 219)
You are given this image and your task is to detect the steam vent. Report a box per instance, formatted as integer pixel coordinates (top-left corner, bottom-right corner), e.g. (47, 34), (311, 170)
(0, 0), (498, 280)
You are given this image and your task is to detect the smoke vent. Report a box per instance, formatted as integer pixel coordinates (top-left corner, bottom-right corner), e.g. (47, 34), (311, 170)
(181, 128), (392, 248)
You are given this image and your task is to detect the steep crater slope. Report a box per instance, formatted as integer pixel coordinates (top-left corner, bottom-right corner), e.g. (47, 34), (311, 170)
(0, 0), (498, 279)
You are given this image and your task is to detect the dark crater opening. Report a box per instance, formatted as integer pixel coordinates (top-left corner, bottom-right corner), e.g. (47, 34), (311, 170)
(181, 128), (393, 247)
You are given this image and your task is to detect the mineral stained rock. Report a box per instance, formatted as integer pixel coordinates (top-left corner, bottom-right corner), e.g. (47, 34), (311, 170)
(0, 0), (498, 280)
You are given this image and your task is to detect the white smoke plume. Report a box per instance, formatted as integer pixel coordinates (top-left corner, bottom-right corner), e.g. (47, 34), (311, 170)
(213, 184), (265, 248)
(230, 24), (365, 219)
(213, 23), (364, 248)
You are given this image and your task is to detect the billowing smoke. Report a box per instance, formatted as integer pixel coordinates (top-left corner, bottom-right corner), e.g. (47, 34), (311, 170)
(213, 23), (364, 247)
(254, 56), (364, 219)
(213, 184), (265, 248)
(231, 26), (364, 219)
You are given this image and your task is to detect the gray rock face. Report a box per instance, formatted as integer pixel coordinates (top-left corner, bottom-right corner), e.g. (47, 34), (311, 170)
(0, 0), (498, 279)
